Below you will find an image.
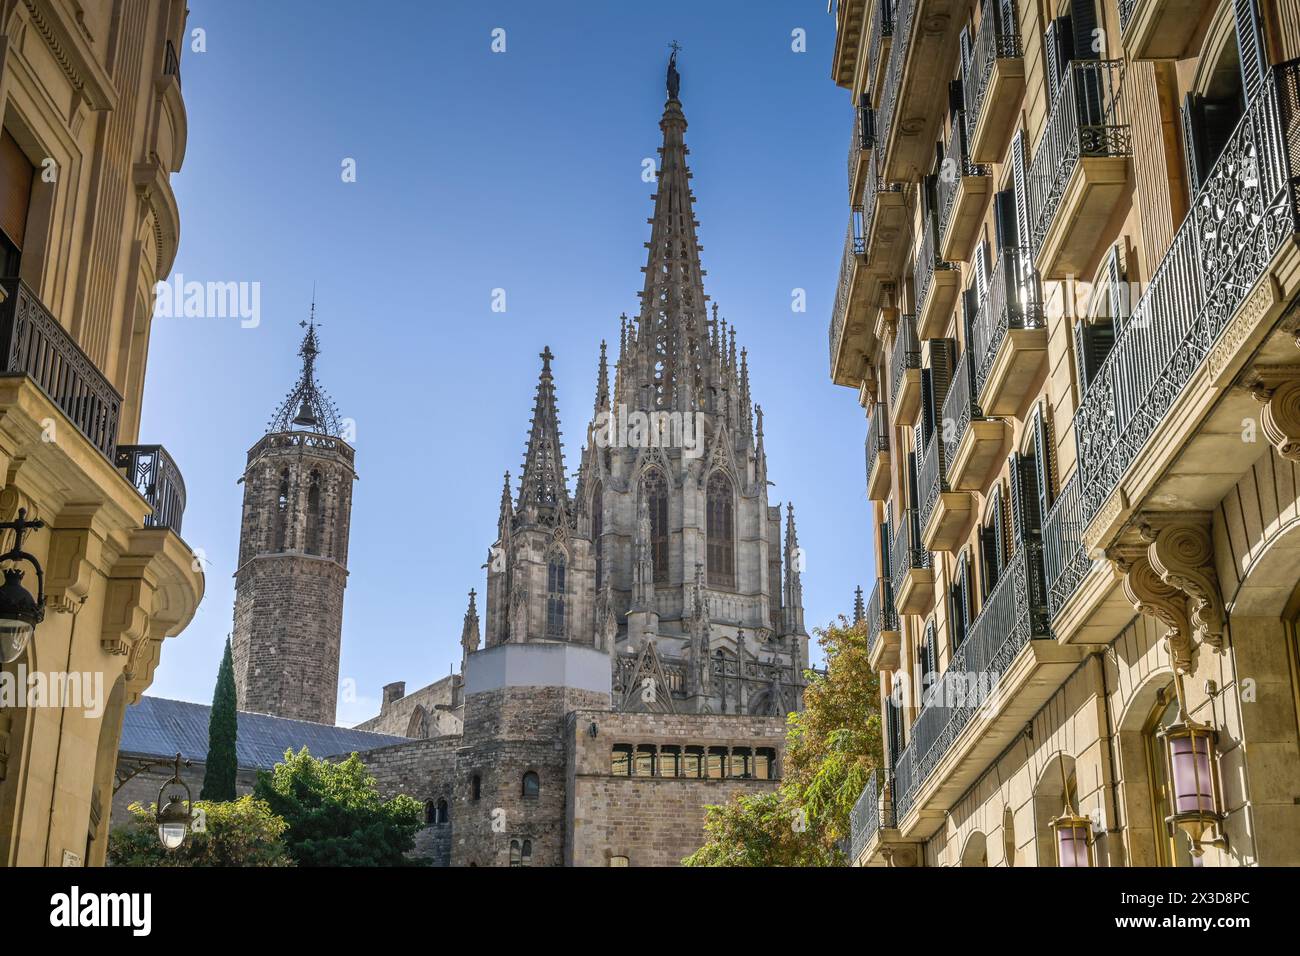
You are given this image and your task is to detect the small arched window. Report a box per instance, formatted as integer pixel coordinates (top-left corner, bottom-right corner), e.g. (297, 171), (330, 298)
(424, 800), (436, 826)
(521, 840), (533, 866)
(641, 469), (669, 583)
(510, 840), (521, 866)
(273, 469), (290, 551)
(305, 470), (322, 555)
(706, 471), (735, 588)
(436, 798), (449, 825)
(471, 774), (482, 801)
(522, 771), (540, 799)
(546, 553), (566, 639)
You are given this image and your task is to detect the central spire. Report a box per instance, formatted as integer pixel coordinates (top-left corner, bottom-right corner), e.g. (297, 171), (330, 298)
(631, 49), (714, 415)
(517, 346), (570, 517)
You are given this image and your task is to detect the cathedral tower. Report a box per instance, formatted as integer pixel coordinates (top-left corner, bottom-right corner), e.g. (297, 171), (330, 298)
(231, 315), (355, 724)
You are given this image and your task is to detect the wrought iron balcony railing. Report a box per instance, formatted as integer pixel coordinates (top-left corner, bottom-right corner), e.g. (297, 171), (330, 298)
(877, 0), (914, 159)
(964, 0), (1022, 131)
(862, 150), (903, 261)
(893, 541), (1050, 821)
(849, 768), (896, 863)
(868, 0), (895, 95)
(889, 507), (930, 601)
(0, 277), (122, 459)
(1073, 60), (1300, 529)
(916, 423), (946, 535)
(971, 246), (1043, 398)
(937, 114), (989, 241)
(866, 401), (889, 485)
(828, 222), (858, 375)
(890, 312), (921, 407)
(1026, 60), (1131, 255)
(116, 444), (187, 534)
(914, 208), (958, 325)
(1042, 469), (1089, 619)
(1117, 0), (1138, 32)
(865, 574), (898, 660)
(941, 347), (980, 468)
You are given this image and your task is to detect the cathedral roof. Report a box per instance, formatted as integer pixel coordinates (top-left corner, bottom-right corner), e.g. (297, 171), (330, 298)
(268, 306), (343, 436)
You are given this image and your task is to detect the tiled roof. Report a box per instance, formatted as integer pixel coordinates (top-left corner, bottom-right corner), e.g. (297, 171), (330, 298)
(120, 696), (409, 770)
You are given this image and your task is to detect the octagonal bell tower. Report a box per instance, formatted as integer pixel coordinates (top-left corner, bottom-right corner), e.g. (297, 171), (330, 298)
(231, 312), (356, 724)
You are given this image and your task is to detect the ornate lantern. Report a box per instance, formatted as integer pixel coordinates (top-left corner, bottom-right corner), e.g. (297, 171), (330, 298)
(0, 509), (46, 664)
(156, 753), (193, 850)
(1159, 715), (1226, 857)
(1050, 808), (1094, 867)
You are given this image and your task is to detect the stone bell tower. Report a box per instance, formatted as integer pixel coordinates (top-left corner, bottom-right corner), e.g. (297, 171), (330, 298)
(231, 312), (356, 724)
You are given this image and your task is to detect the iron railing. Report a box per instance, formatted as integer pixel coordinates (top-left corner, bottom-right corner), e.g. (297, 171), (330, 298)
(1026, 60), (1131, 255)
(890, 313), (921, 408)
(937, 112), (989, 242)
(862, 149), (903, 263)
(889, 507), (930, 603)
(1042, 469), (1089, 619)
(1073, 61), (1300, 528)
(868, 0), (895, 101)
(893, 541), (1050, 820)
(1117, 0), (1138, 33)
(865, 575), (898, 660)
(828, 222), (857, 375)
(851, 203), (867, 255)
(914, 208), (958, 325)
(941, 347), (980, 469)
(964, 0), (1022, 133)
(116, 444), (187, 534)
(866, 401), (889, 488)
(877, 0), (915, 159)
(849, 769), (896, 863)
(247, 430), (356, 467)
(971, 246), (1043, 398)
(0, 277), (121, 459)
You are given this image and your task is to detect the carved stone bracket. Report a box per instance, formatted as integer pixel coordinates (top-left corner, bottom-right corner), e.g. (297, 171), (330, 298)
(1247, 366), (1300, 462)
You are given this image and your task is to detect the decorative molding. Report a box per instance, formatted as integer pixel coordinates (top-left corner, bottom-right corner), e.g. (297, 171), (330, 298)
(1207, 272), (1281, 384)
(1247, 367), (1300, 462)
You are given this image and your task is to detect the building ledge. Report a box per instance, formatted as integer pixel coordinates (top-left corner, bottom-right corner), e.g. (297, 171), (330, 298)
(947, 418), (1010, 492)
(1034, 156), (1130, 280)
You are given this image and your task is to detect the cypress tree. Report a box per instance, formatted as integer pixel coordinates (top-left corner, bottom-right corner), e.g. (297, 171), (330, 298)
(201, 637), (239, 801)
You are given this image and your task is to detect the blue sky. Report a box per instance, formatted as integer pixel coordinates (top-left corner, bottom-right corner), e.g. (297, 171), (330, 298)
(143, 0), (874, 723)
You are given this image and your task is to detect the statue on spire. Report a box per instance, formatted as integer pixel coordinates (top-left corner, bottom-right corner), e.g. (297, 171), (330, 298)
(667, 42), (681, 100)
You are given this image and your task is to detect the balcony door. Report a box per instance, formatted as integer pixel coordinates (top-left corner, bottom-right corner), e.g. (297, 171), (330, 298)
(0, 129), (34, 277)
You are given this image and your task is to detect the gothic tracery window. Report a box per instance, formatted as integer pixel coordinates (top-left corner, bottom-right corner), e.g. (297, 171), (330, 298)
(642, 469), (669, 584)
(273, 469), (290, 551)
(546, 553), (567, 639)
(706, 471), (735, 589)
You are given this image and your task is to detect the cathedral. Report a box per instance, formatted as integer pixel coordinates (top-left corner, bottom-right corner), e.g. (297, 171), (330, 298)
(223, 54), (807, 865)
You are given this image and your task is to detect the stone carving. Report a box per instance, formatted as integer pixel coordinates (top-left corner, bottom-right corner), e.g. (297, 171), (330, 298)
(1249, 368), (1300, 463)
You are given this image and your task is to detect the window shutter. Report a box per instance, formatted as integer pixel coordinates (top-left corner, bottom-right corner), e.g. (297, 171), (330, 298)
(861, 104), (876, 150)
(1009, 452), (1043, 544)
(920, 368), (935, 445)
(907, 450), (920, 510)
(929, 338), (956, 420)
(992, 488), (1007, 573)
(1233, 0), (1267, 101)
(0, 130), (34, 252)
(959, 26), (973, 86)
(1074, 319), (1115, 392)
(948, 78), (965, 119)
(994, 189), (1018, 251)
(976, 242), (992, 300)
(879, 515), (892, 580)
(1181, 92), (1206, 195)
(1044, 18), (1074, 104)
(1011, 130), (1031, 257)
(961, 548), (975, 617)
(999, 0), (1018, 38)
(1070, 1), (1099, 60)
(1032, 402), (1054, 514)
(921, 172), (937, 221)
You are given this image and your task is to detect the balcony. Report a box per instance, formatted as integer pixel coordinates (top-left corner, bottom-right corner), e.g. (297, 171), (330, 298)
(1119, 0), (1204, 62)
(892, 542), (1061, 828)
(890, 507), (933, 615)
(919, 419), (972, 553)
(1042, 470), (1090, 621)
(972, 246), (1046, 417)
(849, 769), (897, 865)
(1072, 61), (1300, 545)
(848, 104), (874, 202)
(865, 402), (891, 501)
(963, 0), (1025, 164)
(865, 575), (901, 672)
(828, 221), (874, 388)
(862, 150), (908, 275)
(832, 0), (869, 89)
(889, 312), (922, 427)
(914, 209), (960, 339)
(943, 348), (1009, 493)
(1027, 60), (1132, 280)
(0, 277), (121, 459)
(866, 0), (894, 109)
(937, 117), (991, 261)
(877, 0), (967, 183)
(116, 444), (187, 534)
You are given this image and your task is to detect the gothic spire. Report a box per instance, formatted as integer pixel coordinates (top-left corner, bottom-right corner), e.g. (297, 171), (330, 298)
(517, 347), (570, 515)
(853, 585), (865, 625)
(784, 503), (806, 637)
(269, 302), (342, 436)
(461, 588), (481, 662)
(498, 471), (513, 527)
(631, 50), (713, 413)
(594, 340), (610, 414)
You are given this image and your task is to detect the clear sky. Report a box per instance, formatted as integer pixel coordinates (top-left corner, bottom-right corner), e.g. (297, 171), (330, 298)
(143, 0), (876, 724)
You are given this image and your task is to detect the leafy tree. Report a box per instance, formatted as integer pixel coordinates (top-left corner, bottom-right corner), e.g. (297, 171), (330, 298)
(108, 796), (293, 867)
(201, 637), (238, 801)
(684, 615), (881, 866)
(253, 748), (425, 866)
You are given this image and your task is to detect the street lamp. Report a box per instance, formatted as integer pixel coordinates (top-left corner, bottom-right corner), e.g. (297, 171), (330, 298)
(1159, 714), (1226, 858)
(0, 509), (46, 664)
(156, 753), (193, 851)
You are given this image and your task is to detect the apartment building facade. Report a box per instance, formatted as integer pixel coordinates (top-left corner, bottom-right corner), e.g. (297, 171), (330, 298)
(0, 0), (202, 865)
(831, 0), (1300, 866)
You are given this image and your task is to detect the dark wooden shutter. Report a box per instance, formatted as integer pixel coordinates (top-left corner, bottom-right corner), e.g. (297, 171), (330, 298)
(919, 368), (935, 445)
(959, 25), (973, 85)
(907, 450), (920, 511)
(0, 129), (34, 252)
(991, 487), (1007, 573)
(948, 78), (965, 119)
(1009, 452), (1043, 544)
(1044, 18), (1074, 104)
(1181, 92), (1207, 194)
(1234, 0), (1267, 101)
(994, 189), (1018, 251)
(1070, 0), (1100, 60)
(951, 550), (970, 648)
(1031, 402), (1054, 514)
(1105, 244), (1128, 335)
(1011, 130), (1031, 256)
(976, 242), (992, 300)
(962, 548), (975, 617)
(861, 104), (876, 149)
(879, 514), (892, 580)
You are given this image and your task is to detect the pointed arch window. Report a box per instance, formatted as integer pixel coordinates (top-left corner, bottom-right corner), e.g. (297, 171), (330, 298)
(305, 470), (322, 555)
(522, 771), (540, 799)
(546, 553), (567, 639)
(706, 471), (735, 589)
(273, 469), (290, 551)
(592, 482), (604, 589)
(642, 469), (669, 584)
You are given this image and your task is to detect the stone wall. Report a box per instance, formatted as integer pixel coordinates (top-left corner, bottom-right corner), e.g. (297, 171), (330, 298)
(356, 674), (463, 738)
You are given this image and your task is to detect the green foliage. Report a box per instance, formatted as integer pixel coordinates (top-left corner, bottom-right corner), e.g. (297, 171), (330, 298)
(200, 637), (238, 802)
(683, 615), (882, 866)
(107, 795), (293, 867)
(253, 748), (426, 866)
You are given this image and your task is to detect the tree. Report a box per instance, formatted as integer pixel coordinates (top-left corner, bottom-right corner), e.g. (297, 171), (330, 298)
(253, 748), (425, 866)
(201, 637), (238, 801)
(108, 796), (293, 867)
(684, 615), (882, 866)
